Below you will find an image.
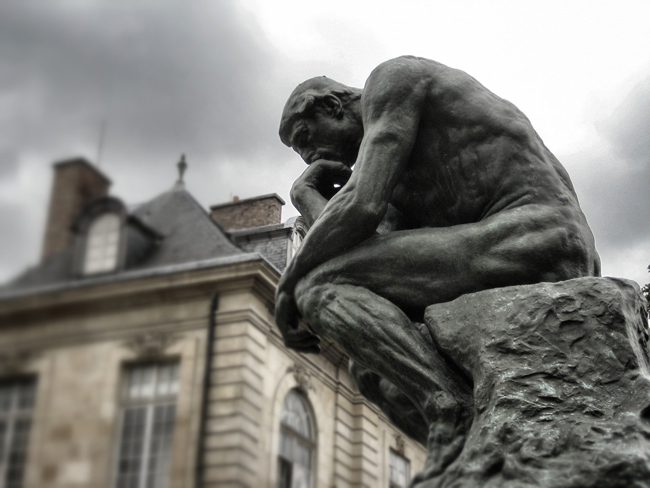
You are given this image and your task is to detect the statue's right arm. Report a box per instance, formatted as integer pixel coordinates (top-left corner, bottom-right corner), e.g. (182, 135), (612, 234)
(290, 159), (352, 229)
(280, 57), (428, 292)
(275, 57), (427, 353)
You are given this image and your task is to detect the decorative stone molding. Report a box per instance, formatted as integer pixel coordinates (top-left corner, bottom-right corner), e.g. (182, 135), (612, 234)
(287, 363), (315, 393)
(125, 331), (179, 359)
(394, 433), (405, 455)
(0, 350), (34, 376)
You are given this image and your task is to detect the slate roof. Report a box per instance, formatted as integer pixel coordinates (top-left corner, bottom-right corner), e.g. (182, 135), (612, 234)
(229, 221), (293, 271)
(5, 185), (248, 291)
(128, 187), (242, 269)
(9, 247), (77, 290)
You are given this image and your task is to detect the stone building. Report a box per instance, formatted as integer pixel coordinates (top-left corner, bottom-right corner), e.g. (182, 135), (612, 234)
(0, 156), (426, 488)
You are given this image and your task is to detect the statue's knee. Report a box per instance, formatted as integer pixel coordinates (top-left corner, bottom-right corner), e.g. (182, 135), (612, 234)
(295, 277), (325, 321)
(295, 273), (339, 325)
(547, 222), (597, 278)
(294, 277), (313, 309)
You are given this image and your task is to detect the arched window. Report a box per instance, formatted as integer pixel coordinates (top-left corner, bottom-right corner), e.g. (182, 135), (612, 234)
(278, 390), (315, 488)
(83, 213), (121, 275)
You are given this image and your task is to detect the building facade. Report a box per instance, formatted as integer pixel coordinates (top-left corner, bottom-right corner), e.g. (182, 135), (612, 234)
(0, 157), (426, 488)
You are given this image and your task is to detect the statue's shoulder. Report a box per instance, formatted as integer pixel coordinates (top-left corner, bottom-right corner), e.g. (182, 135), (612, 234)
(369, 55), (434, 79)
(364, 56), (435, 103)
(370, 55), (449, 77)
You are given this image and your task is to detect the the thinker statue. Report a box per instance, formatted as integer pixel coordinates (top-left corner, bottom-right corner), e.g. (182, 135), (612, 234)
(276, 56), (603, 484)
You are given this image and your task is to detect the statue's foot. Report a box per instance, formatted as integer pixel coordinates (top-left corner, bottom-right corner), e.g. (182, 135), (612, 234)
(410, 433), (465, 487)
(410, 402), (471, 487)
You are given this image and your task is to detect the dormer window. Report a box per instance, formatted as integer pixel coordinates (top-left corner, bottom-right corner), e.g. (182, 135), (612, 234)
(73, 196), (159, 278)
(83, 213), (121, 275)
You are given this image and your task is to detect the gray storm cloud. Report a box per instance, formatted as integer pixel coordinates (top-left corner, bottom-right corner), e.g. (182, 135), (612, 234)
(607, 76), (650, 164)
(565, 74), (650, 284)
(0, 2), (286, 166)
(0, 1), (298, 282)
(584, 75), (650, 250)
(0, 2), (648, 286)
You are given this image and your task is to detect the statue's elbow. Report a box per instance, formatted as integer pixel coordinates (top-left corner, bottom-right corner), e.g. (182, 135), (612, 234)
(346, 201), (386, 232)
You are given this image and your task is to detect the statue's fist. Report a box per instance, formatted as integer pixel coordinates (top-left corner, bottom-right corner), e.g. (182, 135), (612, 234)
(292, 159), (352, 201)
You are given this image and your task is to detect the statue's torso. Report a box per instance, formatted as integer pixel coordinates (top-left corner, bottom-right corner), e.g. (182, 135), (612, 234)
(385, 60), (580, 229)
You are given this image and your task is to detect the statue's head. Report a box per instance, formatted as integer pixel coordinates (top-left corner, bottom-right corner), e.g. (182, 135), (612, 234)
(279, 76), (363, 166)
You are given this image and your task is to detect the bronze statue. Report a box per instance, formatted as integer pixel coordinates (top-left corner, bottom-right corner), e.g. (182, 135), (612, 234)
(276, 56), (601, 482)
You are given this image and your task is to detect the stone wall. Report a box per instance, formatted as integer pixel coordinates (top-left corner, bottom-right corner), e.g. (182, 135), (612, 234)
(202, 274), (427, 487)
(0, 261), (426, 488)
(3, 287), (209, 487)
(235, 233), (289, 271)
(210, 194), (285, 231)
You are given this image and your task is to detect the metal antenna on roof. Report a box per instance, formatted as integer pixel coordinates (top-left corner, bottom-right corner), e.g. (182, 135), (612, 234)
(96, 119), (107, 168)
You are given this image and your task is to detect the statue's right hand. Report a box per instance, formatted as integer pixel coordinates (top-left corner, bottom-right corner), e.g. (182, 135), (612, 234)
(275, 290), (321, 354)
(291, 159), (352, 201)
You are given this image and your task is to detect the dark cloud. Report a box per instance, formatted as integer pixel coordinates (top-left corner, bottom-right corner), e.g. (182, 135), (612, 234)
(4, 2), (645, 285)
(0, 149), (18, 179)
(0, 1), (287, 167)
(604, 76), (650, 165)
(0, 1), (306, 281)
(0, 201), (36, 281)
(593, 75), (650, 249)
(577, 158), (649, 250)
(568, 74), (650, 281)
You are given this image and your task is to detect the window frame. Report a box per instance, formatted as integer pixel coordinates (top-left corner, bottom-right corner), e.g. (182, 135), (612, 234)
(112, 362), (180, 488)
(388, 448), (410, 488)
(0, 378), (36, 488)
(72, 196), (128, 278)
(277, 389), (316, 488)
(82, 212), (122, 276)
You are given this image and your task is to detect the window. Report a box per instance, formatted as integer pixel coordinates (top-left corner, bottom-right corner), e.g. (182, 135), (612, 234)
(114, 363), (179, 488)
(286, 226), (305, 264)
(0, 379), (36, 488)
(278, 390), (315, 488)
(389, 450), (410, 488)
(84, 213), (121, 275)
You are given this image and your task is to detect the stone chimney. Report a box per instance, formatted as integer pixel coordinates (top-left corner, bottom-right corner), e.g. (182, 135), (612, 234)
(210, 194), (285, 231)
(41, 157), (111, 261)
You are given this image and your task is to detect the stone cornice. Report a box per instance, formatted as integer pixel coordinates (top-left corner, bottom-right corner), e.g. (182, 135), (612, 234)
(0, 255), (279, 323)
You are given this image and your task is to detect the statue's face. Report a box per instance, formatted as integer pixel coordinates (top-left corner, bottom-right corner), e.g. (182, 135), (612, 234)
(288, 105), (361, 167)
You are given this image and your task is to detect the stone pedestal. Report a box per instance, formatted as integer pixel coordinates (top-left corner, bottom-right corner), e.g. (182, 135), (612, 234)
(423, 277), (650, 488)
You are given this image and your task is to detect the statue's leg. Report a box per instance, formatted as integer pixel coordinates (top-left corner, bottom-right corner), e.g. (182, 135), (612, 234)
(295, 278), (472, 475)
(350, 357), (430, 446)
(294, 204), (598, 478)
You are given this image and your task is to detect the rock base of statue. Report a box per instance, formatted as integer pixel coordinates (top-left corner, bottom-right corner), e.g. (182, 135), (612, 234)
(419, 277), (650, 488)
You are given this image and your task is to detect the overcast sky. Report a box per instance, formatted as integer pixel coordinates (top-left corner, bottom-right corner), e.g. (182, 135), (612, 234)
(0, 0), (649, 287)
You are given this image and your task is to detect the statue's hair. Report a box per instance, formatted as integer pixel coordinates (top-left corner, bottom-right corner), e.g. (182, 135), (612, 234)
(279, 76), (362, 146)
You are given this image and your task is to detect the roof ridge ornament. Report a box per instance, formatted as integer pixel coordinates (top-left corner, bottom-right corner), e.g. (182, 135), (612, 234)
(173, 154), (187, 191)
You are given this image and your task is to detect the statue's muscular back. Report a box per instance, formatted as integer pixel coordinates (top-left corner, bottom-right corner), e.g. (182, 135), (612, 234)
(380, 57), (582, 229)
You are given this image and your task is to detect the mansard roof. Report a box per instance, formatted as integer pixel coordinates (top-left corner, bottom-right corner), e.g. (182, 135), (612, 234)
(128, 187), (242, 269)
(5, 186), (245, 291)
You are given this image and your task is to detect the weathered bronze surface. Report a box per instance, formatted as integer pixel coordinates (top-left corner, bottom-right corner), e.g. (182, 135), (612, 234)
(276, 56), (650, 486)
